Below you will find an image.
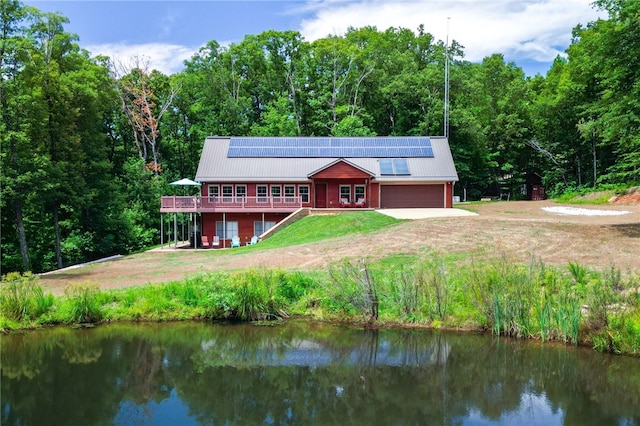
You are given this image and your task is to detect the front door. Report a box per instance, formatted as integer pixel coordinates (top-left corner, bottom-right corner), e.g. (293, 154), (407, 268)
(315, 183), (327, 208)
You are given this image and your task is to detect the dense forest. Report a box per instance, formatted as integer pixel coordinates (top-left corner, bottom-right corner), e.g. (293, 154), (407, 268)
(1, 0), (639, 274)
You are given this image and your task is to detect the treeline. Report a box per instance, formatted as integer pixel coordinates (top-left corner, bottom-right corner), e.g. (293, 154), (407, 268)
(1, 0), (639, 273)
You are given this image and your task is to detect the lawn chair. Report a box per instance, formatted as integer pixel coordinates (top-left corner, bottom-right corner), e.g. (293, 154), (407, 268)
(246, 235), (258, 246)
(231, 236), (241, 248)
(211, 235), (220, 249)
(354, 197), (366, 208)
(201, 235), (210, 248)
(340, 197), (351, 208)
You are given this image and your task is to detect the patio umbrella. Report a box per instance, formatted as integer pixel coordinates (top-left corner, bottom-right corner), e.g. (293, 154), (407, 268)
(168, 178), (201, 247)
(169, 178), (201, 187)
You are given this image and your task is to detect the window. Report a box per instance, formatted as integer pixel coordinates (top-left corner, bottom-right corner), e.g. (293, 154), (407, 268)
(355, 185), (366, 202)
(236, 185), (246, 203)
(299, 185), (310, 203)
(208, 185), (219, 202)
(216, 221), (238, 239)
(257, 185), (268, 203)
(271, 185), (282, 202)
(340, 185), (351, 202)
(254, 221), (276, 236)
(222, 185), (233, 202)
(284, 185), (295, 203)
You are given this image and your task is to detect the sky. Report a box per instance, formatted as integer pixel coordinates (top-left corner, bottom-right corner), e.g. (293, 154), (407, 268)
(27, 0), (607, 77)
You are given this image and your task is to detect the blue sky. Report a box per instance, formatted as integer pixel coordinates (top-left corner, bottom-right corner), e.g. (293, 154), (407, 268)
(27, 0), (606, 76)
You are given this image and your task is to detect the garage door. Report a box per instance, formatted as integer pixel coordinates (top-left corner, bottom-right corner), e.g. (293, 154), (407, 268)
(380, 185), (444, 208)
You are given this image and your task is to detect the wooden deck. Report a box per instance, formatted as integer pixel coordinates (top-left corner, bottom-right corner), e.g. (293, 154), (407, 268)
(160, 195), (303, 213)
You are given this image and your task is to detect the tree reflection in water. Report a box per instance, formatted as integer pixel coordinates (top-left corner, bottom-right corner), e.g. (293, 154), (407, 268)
(1, 321), (639, 425)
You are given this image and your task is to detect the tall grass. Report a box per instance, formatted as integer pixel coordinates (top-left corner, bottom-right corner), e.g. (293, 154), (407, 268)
(465, 255), (536, 338)
(1, 257), (638, 356)
(0, 272), (54, 322)
(378, 255), (453, 324)
(58, 282), (104, 323)
(97, 269), (315, 322)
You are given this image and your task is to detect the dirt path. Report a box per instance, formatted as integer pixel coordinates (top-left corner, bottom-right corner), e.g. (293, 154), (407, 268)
(39, 200), (640, 295)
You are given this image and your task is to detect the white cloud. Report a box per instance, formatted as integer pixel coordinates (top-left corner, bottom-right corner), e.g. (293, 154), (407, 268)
(85, 42), (199, 75)
(84, 0), (607, 76)
(297, 0), (605, 63)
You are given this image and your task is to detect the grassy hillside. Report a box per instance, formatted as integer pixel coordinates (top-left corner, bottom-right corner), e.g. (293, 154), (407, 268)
(255, 211), (402, 249)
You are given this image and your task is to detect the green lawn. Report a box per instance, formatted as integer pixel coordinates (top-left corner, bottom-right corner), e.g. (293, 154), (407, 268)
(250, 211), (402, 250)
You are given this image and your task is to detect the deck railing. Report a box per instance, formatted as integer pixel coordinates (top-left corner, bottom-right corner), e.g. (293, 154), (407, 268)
(160, 195), (303, 212)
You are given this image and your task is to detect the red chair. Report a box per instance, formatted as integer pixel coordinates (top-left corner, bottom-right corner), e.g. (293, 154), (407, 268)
(339, 197), (352, 208)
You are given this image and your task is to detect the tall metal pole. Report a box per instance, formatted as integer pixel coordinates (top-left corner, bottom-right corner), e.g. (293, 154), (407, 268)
(444, 17), (451, 139)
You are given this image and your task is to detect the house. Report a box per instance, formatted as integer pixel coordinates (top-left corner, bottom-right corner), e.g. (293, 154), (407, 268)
(160, 136), (458, 247)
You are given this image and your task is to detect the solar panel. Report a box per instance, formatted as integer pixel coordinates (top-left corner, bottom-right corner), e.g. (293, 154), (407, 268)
(227, 137), (434, 158)
(379, 158), (411, 176)
(379, 159), (394, 175)
(393, 159), (410, 175)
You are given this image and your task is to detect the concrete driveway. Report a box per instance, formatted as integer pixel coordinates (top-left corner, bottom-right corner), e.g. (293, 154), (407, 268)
(377, 208), (478, 219)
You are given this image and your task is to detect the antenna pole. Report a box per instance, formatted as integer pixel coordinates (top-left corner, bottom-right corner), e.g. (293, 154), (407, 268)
(444, 17), (450, 139)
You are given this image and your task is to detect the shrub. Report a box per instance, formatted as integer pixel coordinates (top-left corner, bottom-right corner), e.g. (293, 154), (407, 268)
(276, 271), (315, 303)
(326, 259), (378, 323)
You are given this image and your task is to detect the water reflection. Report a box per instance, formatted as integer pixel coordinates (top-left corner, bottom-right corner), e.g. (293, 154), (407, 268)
(1, 321), (639, 425)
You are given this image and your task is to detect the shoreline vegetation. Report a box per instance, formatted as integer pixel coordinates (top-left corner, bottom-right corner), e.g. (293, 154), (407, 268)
(2, 254), (639, 357)
(2, 206), (639, 357)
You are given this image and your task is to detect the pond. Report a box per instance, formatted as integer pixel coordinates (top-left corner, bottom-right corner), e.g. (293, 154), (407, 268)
(1, 321), (639, 425)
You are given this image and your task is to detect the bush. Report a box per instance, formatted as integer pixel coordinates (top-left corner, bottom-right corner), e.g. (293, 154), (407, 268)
(276, 271), (315, 303)
(325, 259), (379, 323)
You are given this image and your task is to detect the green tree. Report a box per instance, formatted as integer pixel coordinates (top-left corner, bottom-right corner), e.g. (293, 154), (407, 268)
(474, 54), (535, 196)
(1, 1), (124, 273)
(574, 0), (640, 183)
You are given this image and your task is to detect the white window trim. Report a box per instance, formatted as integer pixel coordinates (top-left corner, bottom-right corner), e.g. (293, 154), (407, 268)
(284, 185), (295, 203)
(270, 185), (282, 201)
(254, 221), (276, 236)
(216, 221), (238, 239)
(298, 185), (310, 204)
(257, 185), (268, 203)
(340, 185), (351, 202)
(208, 184), (219, 202)
(235, 184), (247, 203)
(222, 185), (234, 201)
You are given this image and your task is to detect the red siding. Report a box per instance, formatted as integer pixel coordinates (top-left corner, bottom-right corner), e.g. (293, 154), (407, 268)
(445, 182), (453, 208)
(313, 179), (375, 208)
(201, 212), (288, 247)
(311, 161), (371, 179)
(370, 182), (380, 208)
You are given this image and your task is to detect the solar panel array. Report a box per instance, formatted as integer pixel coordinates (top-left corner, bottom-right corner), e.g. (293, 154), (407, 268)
(226, 137), (434, 158)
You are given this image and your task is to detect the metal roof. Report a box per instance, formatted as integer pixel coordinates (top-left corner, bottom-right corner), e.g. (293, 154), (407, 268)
(195, 136), (459, 183)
